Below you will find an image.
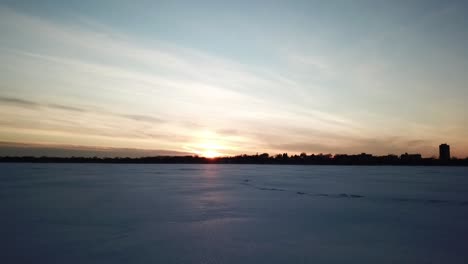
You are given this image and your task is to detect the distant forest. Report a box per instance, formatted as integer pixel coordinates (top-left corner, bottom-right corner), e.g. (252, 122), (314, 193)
(1, 153), (468, 166)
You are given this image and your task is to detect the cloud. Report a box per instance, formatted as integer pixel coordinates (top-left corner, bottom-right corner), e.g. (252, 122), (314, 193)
(0, 96), (86, 112)
(407, 139), (430, 147)
(0, 8), (353, 154)
(268, 142), (338, 154)
(0, 141), (193, 157)
(1, 7), (465, 158)
(267, 136), (440, 157)
(120, 114), (165, 124)
(0, 6), (313, 111)
(47, 103), (86, 112)
(216, 129), (238, 135)
(0, 95), (165, 125)
(0, 96), (40, 108)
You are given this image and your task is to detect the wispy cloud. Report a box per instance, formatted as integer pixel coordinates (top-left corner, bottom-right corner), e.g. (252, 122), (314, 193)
(0, 95), (165, 125)
(1, 96), (86, 112)
(0, 141), (192, 157)
(268, 137), (439, 156)
(1, 6), (467, 157)
(46, 104), (86, 112)
(121, 114), (165, 124)
(0, 96), (40, 108)
(0, 8), (359, 146)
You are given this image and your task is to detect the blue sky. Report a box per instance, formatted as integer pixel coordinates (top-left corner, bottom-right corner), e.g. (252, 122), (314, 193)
(0, 0), (467, 157)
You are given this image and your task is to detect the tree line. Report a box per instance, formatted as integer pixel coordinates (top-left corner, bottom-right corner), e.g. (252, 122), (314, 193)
(1, 153), (468, 166)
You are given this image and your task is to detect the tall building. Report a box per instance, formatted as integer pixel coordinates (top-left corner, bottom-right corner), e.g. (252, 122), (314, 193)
(439, 144), (450, 161)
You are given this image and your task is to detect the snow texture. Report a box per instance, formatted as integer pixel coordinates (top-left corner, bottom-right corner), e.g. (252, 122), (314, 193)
(1, 164), (468, 263)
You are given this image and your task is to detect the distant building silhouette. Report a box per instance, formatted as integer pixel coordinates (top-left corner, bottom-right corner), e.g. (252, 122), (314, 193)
(2, 143), (467, 165)
(439, 143), (451, 161)
(400, 153), (422, 162)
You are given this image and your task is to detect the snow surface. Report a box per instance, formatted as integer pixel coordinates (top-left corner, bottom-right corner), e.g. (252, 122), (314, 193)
(1, 164), (468, 263)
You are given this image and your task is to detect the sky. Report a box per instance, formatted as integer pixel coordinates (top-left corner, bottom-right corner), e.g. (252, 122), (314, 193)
(0, 0), (467, 158)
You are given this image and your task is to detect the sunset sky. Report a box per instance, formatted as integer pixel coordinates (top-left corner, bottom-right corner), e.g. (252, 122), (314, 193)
(1, 0), (467, 158)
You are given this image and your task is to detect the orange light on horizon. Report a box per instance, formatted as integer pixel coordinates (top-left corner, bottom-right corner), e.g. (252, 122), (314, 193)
(183, 130), (239, 158)
(183, 141), (224, 158)
(198, 141), (223, 158)
(201, 149), (221, 158)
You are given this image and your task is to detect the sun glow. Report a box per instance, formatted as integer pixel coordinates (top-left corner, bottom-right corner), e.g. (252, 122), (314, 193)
(198, 141), (223, 158)
(202, 149), (221, 158)
(184, 131), (235, 158)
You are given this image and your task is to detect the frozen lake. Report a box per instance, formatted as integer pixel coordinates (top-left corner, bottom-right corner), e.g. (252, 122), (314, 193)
(1, 164), (468, 263)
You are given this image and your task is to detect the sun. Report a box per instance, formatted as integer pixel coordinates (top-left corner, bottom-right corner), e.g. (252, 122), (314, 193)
(186, 132), (228, 158)
(198, 141), (223, 158)
(202, 149), (221, 158)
